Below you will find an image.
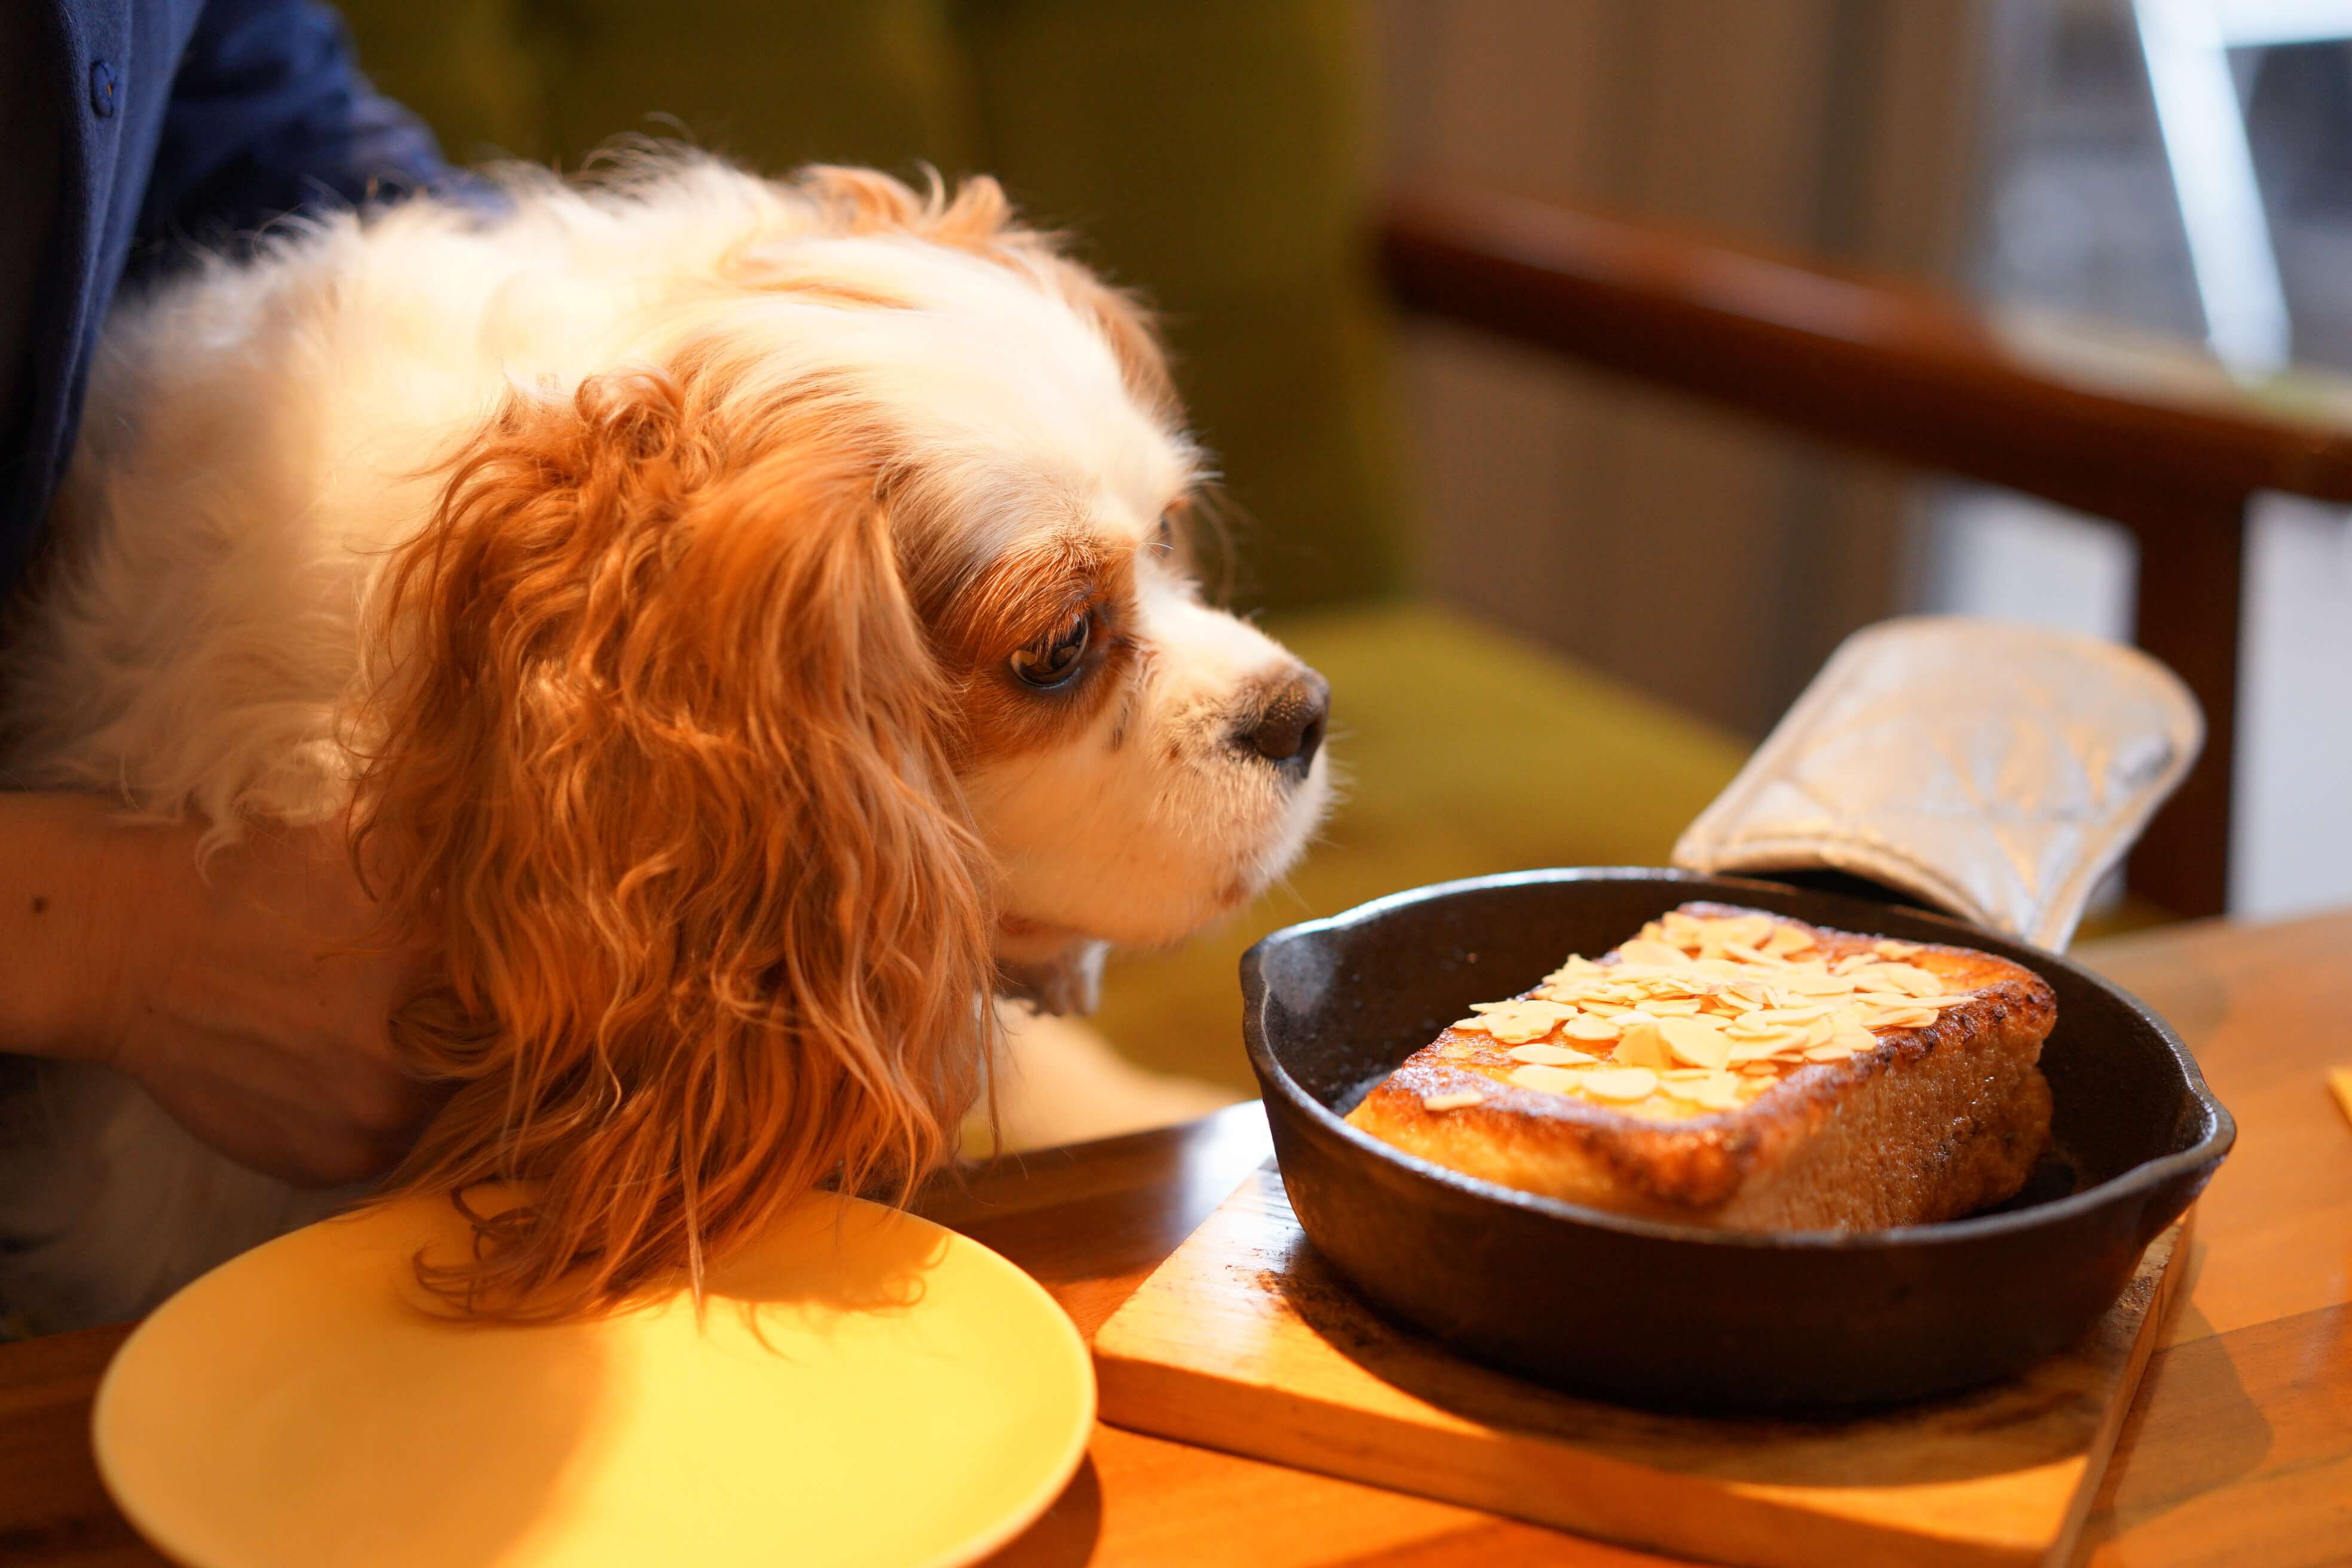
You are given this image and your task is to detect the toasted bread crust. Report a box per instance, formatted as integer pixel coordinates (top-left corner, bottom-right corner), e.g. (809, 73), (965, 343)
(1343, 904), (2056, 1230)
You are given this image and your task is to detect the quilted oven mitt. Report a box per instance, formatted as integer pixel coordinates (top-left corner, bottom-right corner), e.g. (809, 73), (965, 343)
(1673, 617), (2203, 953)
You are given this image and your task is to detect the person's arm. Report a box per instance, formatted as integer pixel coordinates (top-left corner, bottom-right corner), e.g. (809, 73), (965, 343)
(134, 0), (485, 262)
(0, 792), (438, 1185)
(0, 7), (457, 1184)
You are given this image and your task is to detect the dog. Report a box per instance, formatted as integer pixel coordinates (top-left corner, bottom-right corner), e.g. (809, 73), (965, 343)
(0, 154), (1330, 1330)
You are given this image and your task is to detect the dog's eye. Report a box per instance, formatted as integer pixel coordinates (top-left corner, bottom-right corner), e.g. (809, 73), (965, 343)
(1009, 612), (1091, 690)
(1152, 514), (1176, 555)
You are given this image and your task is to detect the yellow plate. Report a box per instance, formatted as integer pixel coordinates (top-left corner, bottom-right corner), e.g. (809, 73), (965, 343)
(92, 1192), (1094, 1568)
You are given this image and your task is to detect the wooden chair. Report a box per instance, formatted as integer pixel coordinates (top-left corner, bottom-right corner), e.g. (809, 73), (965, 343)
(1380, 184), (2352, 920)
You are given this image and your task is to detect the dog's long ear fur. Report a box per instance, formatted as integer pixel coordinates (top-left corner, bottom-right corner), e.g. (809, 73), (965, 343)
(353, 361), (993, 1318)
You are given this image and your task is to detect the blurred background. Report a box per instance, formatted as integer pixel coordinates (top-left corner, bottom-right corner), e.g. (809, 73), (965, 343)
(334, 0), (2352, 1091)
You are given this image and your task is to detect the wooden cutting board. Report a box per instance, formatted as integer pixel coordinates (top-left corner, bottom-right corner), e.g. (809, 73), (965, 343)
(1094, 1164), (2186, 1568)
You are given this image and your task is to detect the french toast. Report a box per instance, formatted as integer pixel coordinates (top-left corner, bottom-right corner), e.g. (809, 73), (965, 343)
(1343, 903), (2056, 1230)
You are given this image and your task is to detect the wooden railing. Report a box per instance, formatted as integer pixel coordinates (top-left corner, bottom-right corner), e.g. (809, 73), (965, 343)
(1381, 184), (2352, 917)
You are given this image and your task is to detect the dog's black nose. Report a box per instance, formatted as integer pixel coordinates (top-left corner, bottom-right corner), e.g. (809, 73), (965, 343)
(1243, 667), (1330, 777)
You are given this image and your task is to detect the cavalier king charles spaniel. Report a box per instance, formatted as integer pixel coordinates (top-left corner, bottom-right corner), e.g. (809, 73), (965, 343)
(0, 155), (1330, 1329)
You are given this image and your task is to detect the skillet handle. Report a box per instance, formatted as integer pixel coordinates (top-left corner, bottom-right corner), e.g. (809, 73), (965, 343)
(1670, 617), (2203, 952)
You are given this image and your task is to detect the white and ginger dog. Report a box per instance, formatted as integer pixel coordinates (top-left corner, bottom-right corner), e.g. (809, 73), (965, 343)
(0, 156), (1330, 1328)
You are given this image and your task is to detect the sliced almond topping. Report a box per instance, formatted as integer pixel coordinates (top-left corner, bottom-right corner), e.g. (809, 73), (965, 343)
(1613, 1019), (1673, 1071)
(1420, 1091), (1486, 1112)
(1656, 1015), (1734, 1070)
(1444, 913), (1973, 1105)
(1876, 964), (1946, 997)
(1692, 1071), (1744, 1110)
(1506, 1042), (1598, 1066)
(1580, 1067), (1661, 1101)
(1831, 1022), (1879, 1055)
(1506, 1063), (1587, 1095)
(1784, 971), (1860, 996)
(1853, 1001), (1913, 1024)
(1745, 1004), (1833, 1025)
(1472, 997), (1581, 1043)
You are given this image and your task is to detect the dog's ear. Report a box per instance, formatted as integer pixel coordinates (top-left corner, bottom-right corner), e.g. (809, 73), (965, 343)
(354, 363), (994, 1317)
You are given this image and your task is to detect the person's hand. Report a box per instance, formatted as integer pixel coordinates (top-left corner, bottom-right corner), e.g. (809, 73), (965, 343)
(2, 792), (440, 1186)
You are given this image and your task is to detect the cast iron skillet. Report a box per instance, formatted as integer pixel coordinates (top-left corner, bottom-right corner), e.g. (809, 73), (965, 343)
(1241, 868), (2234, 1411)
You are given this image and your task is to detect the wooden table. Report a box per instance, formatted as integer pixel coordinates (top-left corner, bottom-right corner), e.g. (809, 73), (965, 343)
(5, 910), (2347, 1567)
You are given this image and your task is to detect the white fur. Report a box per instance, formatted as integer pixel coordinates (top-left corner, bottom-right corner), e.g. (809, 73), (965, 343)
(0, 157), (1326, 1331)
(973, 1004), (1236, 1156)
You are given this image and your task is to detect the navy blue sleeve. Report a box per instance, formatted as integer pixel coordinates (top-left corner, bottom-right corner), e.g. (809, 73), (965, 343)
(134, 0), (463, 257)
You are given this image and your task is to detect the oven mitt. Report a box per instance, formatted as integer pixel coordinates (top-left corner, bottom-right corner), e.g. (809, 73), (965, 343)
(1671, 617), (2202, 952)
